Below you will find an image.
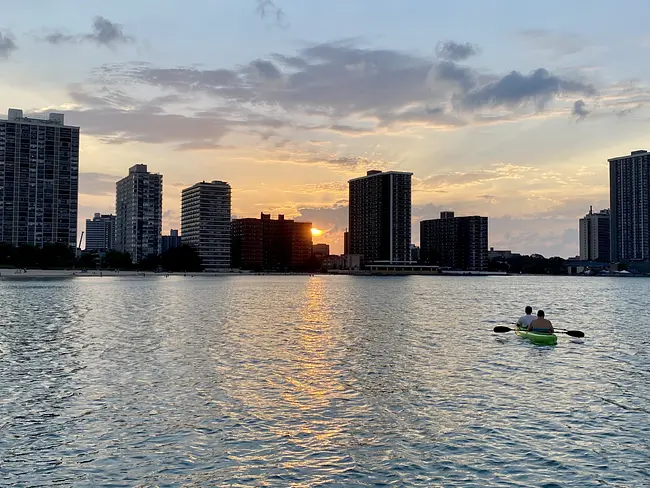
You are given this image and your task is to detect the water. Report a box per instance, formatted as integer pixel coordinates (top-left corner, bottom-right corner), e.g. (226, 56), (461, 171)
(0, 275), (648, 487)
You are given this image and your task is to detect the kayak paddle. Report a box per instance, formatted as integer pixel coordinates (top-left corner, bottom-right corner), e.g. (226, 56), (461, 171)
(493, 325), (585, 338)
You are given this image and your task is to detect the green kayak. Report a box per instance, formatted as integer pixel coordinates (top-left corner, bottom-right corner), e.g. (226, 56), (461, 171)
(515, 327), (558, 345)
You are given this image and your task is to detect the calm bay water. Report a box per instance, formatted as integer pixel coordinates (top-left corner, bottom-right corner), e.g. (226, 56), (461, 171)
(0, 275), (648, 487)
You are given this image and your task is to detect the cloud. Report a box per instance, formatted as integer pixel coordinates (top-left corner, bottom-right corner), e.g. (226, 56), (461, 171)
(95, 39), (599, 134)
(0, 31), (17, 59)
(416, 164), (532, 191)
(520, 29), (588, 57)
(255, 0), (288, 29)
(45, 16), (133, 47)
(174, 141), (227, 151)
(460, 68), (597, 111)
(250, 59), (283, 80)
(79, 172), (120, 196)
(59, 85), (296, 147)
(572, 99), (589, 121)
(296, 204), (349, 237)
(436, 41), (479, 61)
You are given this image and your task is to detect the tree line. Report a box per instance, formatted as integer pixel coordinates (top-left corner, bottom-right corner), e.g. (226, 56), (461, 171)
(0, 243), (204, 272)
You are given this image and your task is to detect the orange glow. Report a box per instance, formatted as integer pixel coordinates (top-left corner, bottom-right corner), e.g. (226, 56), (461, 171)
(311, 228), (323, 236)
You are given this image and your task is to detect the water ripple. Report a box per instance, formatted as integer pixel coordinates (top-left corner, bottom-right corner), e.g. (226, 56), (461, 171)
(1, 275), (649, 486)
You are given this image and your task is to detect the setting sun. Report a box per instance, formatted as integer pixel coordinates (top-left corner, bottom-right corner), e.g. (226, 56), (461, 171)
(311, 228), (323, 237)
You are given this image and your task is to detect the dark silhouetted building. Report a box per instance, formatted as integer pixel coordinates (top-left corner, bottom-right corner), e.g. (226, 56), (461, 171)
(348, 170), (412, 264)
(161, 229), (182, 254)
(420, 211), (488, 271)
(313, 243), (330, 258)
(609, 150), (650, 262)
(181, 180), (231, 269)
(115, 164), (163, 263)
(231, 213), (312, 270)
(579, 207), (610, 262)
(85, 213), (116, 251)
(343, 230), (350, 255)
(0, 109), (79, 247)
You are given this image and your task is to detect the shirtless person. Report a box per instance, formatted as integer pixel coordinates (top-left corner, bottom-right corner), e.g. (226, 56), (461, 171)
(528, 310), (554, 333)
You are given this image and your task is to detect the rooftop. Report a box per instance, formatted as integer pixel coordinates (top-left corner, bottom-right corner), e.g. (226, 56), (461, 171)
(609, 150), (649, 161)
(348, 170), (414, 183)
(3, 108), (74, 127)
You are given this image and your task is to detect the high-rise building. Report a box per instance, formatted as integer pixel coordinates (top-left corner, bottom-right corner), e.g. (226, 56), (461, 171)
(160, 229), (182, 254)
(0, 108), (79, 247)
(115, 164), (162, 263)
(348, 170), (412, 264)
(181, 180), (231, 269)
(579, 207), (610, 262)
(420, 211), (488, 271)
(85, 213), (116, 251)
(609, 150), (650, 263)
(343, 230), (350, 255)
(231, 213), (312, 270)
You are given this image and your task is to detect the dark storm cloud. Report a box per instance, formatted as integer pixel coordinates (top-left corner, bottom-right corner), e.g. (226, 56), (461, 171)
(572, 99), (589, 120)
(0, 31), (17, 59)
(45, 16), (133, 47)
(436, 41), (479, 61)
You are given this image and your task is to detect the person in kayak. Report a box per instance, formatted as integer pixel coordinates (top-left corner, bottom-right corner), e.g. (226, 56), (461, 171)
(528, 310), (554, 333)
(516, 306), (535, 329)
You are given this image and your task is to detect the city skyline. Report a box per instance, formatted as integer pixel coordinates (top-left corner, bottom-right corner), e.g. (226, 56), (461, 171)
(2, 1), (649, 256)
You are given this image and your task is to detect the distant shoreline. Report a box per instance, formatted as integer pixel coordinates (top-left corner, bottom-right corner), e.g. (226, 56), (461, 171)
(0, 268), (646, 280)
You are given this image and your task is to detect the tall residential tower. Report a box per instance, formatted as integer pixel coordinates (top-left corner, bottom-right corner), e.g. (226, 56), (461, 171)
(0, 108), (79, 247)
(115, 164), (163, 263)
(181, 180), (231, 269)
(609, 150), (650, 263)
(348, 170), (412, 264)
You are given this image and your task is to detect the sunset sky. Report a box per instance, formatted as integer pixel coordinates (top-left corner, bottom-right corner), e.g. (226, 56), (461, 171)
(2, 0), (649, 256)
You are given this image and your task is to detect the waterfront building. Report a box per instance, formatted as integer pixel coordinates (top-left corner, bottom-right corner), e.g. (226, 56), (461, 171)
(579, 207), (610, 262)
(609, 150), (650, 262)
(348, 170), (412, 264)
(313, 243), (330, 258)
(0, 108), (79, 247)
(160, 229), (182, 254)
(85, 213), (116, 251)
(181, 181), (231, 269)
(115, 164), (163, 263)
(488, 248), (514, 261)
(420, 211), (488, 271)
(231, 213), (312, 271)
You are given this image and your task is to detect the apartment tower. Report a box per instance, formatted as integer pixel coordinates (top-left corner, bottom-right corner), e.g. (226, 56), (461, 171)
(181, 180), (232, 269)
(115, 164), (163, 263)
(348, 170), (412, 264)
(0, 108), (79, 247)
(609, 150), (650, 263)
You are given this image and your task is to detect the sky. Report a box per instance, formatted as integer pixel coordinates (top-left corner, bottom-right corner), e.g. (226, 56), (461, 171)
(2, 0), (650, 256)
